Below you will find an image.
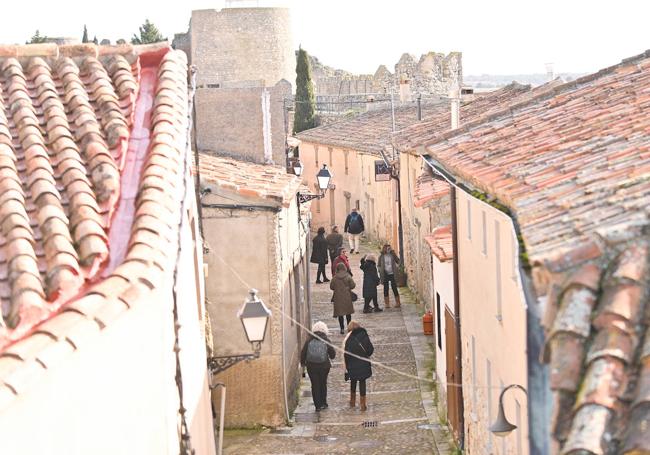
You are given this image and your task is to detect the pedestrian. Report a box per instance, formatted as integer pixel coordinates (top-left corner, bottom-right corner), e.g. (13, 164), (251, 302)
(326, 225), (343, 263)
(331, 247), (352, 276)
(344, 208), (364, 254)
(343, 320), (374, 411)
(330, 262), (356, 334)
(360, 254), (382, 313)
(378, 244), (401, 308)
(311, 227), (330, 284)
(300, 321), (336, 411)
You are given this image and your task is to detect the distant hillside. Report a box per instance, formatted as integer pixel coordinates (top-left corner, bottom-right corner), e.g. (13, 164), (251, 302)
(465, 73), (584, 89)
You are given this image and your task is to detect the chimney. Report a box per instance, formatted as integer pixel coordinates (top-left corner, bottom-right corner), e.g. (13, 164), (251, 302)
(399, 75), (412, 103)
(449, 87), (460, 129)
(545, 62), (555, 81)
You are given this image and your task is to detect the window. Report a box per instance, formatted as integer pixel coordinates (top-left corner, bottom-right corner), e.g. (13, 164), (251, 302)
(487, 360), (493, 451)
(495, 220), (502, 321)
(481, 210), (487, 255)
(328, 147), (333, 168)
(315, 145), (319, 166)
(355, 199), (360, 210)
(344, 150), (349, 175)
(368, 166), (371, 185)
(345, 193), (351, 217)
(436, 293), (442, 350)
(471, 336), (477, 411)
(466, 199), (472, 240)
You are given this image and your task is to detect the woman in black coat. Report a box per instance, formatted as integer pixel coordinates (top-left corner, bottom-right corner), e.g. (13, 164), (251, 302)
(343, 321), (374, 411)
(311, 227), (329, 283)
(360, 254), (382, 313)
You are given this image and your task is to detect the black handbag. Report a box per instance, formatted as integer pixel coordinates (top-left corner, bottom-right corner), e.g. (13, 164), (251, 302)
(351, 291), (358, 302)
(344, 372), (350, 381)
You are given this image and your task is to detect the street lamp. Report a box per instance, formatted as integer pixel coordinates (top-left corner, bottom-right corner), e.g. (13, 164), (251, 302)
(293, 160), (303, 177)
(489, 384), (527, 437)
(207, 289), (272, 375)
(297, 164), (333, 204)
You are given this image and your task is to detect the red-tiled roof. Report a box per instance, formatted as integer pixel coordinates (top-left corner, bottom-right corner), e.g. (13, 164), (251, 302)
(393, 81), (555, 152)
(424, 225), (453, 262)
(413, 173), (450, 208)
(296, 100), (448, 154)
(425, 51), (650, 265)
(197, 153), (301, 207)
(0, 43), (190, 400)
(418, 49), (650, 453)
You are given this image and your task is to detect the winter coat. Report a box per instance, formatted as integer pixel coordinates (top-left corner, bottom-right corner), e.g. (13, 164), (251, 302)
(344, 328), (374, 380)
(332, 254), (352, 276)
(378, 250), (400, 281)
(325, 232), (343, 258)
(310, 234), (329, 265)
(344, 212), (365, 235)
(360, 258), (380, 299)
(330, 269), (356, 317)
(300, 331), (336, 368)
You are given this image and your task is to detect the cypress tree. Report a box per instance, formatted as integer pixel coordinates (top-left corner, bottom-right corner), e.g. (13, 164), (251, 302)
(293, 47), (316, 134)
(82, 25), (89, 43)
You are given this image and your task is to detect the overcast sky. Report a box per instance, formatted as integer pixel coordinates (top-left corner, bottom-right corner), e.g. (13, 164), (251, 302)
(2, 0), (648, 76)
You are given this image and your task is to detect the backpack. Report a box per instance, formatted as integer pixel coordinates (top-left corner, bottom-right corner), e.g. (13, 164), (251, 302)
(306, 338), (328, 363)
(349, 213), (361, 232)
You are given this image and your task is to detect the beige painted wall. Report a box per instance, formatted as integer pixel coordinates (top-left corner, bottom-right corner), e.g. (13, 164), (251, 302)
(432, 254), (454, 411)
(456, 190), (528, 455)
(202, 188), (309, 427)
(299, 141), (398, 249)
(0, 200), (216, 455)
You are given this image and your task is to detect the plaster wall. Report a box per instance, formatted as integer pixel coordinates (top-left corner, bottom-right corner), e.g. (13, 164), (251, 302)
(299, 141), (397, 249)
(0, 208), (215, 455)
(456, 190), (528, 455)
(432, 254), (454, 413)
(202, 190), (309, 427)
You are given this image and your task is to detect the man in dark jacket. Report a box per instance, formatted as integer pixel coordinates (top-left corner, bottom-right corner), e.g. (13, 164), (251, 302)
(301, 321), (336, 411)
(310, 227), (329, 283)
(343, 321), (374, 411)
(344, 208), (364, 254)
(360, 254), (382, 313)
(325, 225), (343, 262)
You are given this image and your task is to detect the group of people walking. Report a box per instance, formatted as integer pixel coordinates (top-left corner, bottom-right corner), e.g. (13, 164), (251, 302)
(300, 320), (374, 412)
(301, 210), (402, 413)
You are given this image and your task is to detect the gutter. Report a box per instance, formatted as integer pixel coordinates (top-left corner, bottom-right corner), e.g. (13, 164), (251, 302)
(422, 154), (549, 455)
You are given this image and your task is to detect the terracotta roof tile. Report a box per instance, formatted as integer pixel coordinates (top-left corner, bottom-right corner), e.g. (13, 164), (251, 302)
(197, 153), (302, 208)
(424, 225), (453, 262)
(0, 43), (191, 408)
(414, 173), (449, 208)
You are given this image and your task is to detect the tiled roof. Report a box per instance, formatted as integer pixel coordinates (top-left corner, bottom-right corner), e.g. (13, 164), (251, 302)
(197, 153), (302, 207)
(424, 225), (453, 262)
(417, 49), (650, 453)
(413, 173), (450, 208)
(296, 100), (448, 154)
(393, 80), (564, 152)
(424, 50), (650, 265)
(0, 43), (189, 400)
(543, 243), (649, 454)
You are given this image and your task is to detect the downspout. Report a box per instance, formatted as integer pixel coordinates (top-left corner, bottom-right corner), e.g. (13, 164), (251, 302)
(379, 147), (405, 265)
(450, 185), (465, 450)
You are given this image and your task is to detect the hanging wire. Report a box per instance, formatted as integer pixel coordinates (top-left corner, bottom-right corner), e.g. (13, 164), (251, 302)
(211, 251), (508, 391)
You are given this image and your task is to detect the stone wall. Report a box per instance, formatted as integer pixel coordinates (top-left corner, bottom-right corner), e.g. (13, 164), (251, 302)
(195, 79), (291, 165)
(311, 51), (462, 98)
(187, 7), (295, 88)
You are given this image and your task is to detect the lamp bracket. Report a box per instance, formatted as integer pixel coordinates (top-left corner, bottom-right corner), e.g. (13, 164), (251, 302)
(297, 192), (324, 204)
(207, 342), (262, 375)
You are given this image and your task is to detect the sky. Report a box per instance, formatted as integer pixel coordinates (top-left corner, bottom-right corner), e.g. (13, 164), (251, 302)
(3, 0), (649, 76)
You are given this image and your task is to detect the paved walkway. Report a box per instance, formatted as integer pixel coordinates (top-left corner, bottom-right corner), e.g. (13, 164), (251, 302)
(223, 242), (452, 454)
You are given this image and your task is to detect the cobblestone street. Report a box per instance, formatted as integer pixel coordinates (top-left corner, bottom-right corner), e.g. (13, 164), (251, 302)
(224, 242), (453, 454)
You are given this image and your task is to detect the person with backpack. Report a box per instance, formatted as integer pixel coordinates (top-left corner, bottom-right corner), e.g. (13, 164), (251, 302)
(360, 254), (382, 313)
(300, 321), (336, 411)
(311, 227), (329, 283)
(331, 262), (356, 334)
(343, 321), (374, 411)
(344, 208), (365, 254)
(326, 225), (343, 263)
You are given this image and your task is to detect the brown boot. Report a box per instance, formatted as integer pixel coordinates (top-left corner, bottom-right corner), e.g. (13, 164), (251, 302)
(360, 396), (367, 411)
(385, 295), (391, 308)
(395, 295), (401, 308)
(349, 392), (356, 408)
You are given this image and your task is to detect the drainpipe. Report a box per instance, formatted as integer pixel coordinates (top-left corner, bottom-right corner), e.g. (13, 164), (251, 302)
(450, 185), (465, 450)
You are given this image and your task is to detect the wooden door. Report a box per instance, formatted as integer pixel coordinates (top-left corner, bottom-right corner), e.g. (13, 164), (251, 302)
(445, 307), (462, 441)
